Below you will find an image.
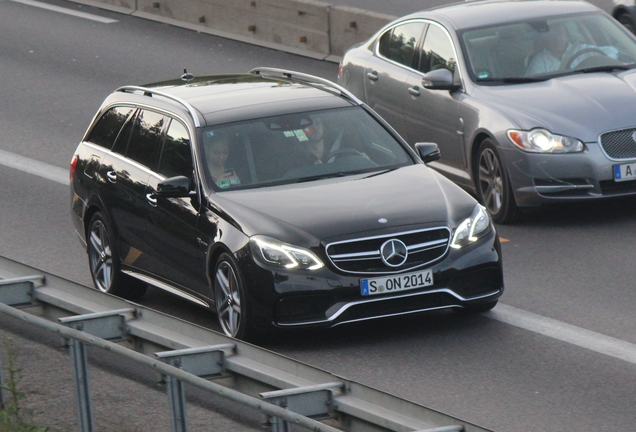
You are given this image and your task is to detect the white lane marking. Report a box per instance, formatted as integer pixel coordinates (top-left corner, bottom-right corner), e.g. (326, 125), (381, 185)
(0, 149), (68, 185)
(2, 149), (636, 365)
(489, 304), (636, 365)
(10, 0), (118, 23)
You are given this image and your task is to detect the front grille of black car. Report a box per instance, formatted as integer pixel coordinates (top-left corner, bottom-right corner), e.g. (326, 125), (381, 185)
(600, 129), (636, 159)
(325, 227), (451, 275)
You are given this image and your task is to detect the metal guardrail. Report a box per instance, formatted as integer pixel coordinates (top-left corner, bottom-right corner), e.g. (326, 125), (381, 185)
(0, 255), (493, 432)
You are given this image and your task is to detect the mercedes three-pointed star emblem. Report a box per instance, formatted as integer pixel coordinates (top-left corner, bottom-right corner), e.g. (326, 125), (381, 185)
(380, 239), (408, 267)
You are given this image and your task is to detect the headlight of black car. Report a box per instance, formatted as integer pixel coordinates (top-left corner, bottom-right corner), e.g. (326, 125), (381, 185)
(507, 128), (584, 153)
(251, 235), (324, 270)
(450, 204), (491, 249)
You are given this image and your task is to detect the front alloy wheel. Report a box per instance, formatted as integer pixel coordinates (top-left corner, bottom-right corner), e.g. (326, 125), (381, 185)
(214, 253), (250, 339)
(476, 140), (518, 224)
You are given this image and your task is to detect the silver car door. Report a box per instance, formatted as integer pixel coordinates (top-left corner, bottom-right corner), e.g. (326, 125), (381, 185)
(363, 21), (427, 136)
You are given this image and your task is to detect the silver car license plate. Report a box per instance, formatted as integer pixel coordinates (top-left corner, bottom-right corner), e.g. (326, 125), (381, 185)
(614, 162), (636, 182)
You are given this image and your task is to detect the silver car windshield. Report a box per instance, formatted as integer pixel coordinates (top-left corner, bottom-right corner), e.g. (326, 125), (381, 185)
(199, 106), (413, 191)
(460, 11), (636, 83)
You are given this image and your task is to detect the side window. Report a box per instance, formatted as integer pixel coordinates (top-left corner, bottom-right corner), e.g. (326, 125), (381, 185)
(378, 22), (425, 68)
(85, 106), (134, 149)
(419, 24), (457, 74)
(157, 120), (193, 179)
(124, 110), (167, 171)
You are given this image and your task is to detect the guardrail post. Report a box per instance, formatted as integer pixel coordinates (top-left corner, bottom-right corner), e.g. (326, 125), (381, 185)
(260, 382), (342, 432)
(68, 337), (94, 432)
(155, 344), (235, 432)
(59, 309), (135, 432)
(0, 276), (45, 410)
(164, 373), (188, 432)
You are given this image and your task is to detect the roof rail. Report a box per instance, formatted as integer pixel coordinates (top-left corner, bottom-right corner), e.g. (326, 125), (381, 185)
(115, 85), (202, 127)
(249, 67), (363, 106)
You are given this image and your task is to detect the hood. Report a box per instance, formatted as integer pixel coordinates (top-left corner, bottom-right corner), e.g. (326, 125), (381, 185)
(210, 165), (475, 246)
(473, 70), (636, 142)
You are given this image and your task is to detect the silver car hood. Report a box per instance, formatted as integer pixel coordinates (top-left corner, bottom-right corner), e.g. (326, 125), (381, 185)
(472, 70), (636, 142)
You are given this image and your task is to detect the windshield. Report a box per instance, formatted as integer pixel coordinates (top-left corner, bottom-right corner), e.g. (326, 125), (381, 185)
(460, 11), (636, 83)
(199, 106), (413, 191)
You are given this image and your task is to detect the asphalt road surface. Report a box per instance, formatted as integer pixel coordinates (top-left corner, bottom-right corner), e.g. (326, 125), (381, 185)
(0, 1), (635, 431)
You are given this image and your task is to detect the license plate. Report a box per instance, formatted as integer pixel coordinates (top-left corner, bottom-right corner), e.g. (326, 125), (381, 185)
(360, 269), (433, 296)
(613, 162), (636, 182)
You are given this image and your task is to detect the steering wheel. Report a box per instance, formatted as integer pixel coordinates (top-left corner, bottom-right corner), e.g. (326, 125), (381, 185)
(326, 148), (363, 163)
(561, 47), (608, 70)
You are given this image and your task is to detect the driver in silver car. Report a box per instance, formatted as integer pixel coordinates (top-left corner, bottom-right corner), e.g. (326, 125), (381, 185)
(526, 21), (619, 75)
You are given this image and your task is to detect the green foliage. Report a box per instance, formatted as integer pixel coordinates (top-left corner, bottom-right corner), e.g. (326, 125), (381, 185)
(0, 338), (48, 432)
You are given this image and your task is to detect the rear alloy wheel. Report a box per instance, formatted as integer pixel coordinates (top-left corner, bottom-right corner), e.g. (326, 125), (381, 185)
(476, 139), (519, 224)
(214, 253), (251, 340)
(87, 212), (147, 300)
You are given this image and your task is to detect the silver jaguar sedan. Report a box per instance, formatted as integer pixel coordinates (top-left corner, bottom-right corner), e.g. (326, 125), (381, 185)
(338, 0), (636, 223)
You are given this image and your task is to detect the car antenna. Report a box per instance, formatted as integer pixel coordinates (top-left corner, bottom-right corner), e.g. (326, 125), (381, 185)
(181, 68), (194, 83)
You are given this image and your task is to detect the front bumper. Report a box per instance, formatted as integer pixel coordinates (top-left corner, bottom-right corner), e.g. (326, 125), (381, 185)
(502, 143), (636, 207)
(241, 229), (503, 329)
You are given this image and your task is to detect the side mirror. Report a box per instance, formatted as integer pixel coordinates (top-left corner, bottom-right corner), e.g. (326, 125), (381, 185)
(421, 69), (456, 90)
(415, 142), (441, 163)
(156, 176), (192, 198)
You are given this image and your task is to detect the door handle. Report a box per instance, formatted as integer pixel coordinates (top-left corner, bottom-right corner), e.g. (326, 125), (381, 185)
(366, 71), (379, 81)
(106, 171), (117, 183)
(146, 193), (157, 206)
(408, 86), (420, 97)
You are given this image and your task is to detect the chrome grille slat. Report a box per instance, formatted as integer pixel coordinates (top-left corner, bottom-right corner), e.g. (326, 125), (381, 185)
(325, 227), (451, 275)
(330, 250), (380, 259)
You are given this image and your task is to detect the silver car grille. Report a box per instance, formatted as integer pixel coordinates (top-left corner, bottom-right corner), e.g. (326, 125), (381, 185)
(325, 227), (451, 275)
(600, 129), (636, 159)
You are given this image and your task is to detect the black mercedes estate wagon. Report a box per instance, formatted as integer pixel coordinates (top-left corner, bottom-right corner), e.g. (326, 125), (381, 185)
(70, 68), (503, 340)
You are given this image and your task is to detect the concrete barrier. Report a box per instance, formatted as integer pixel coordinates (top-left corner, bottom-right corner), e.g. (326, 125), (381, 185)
(71, 0), (396, 61)
(329, 6), (394, 59)
(137, 0), (331, 55)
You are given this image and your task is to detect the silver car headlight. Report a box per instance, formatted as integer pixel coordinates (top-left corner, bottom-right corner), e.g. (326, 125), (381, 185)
(507, 129), (584, 153)
(251, 235), (324, 270)
(450, 204), (491, 249)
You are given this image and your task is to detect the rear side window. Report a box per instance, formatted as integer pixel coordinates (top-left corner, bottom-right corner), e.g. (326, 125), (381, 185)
(120, 110), (168, 171)
(85, 106), (134, 149)
(378, 22), (425, 68)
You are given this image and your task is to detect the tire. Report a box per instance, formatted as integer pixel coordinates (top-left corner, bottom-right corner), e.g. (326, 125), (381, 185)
(87, 212), (147, 300)
(475, 139), (519, 224)
(213, 253), (252, 340)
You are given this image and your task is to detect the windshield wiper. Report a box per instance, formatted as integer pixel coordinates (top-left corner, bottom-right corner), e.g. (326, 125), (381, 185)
(476, 77), (550, 84)
(295, 172), (348, 183)
(574, 64), (634, 74)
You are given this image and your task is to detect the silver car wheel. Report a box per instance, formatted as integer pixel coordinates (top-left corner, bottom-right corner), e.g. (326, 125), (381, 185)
(214, 258), (244, 338)
(88, 219), (113, 293)
(478, 147), (504, 215)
